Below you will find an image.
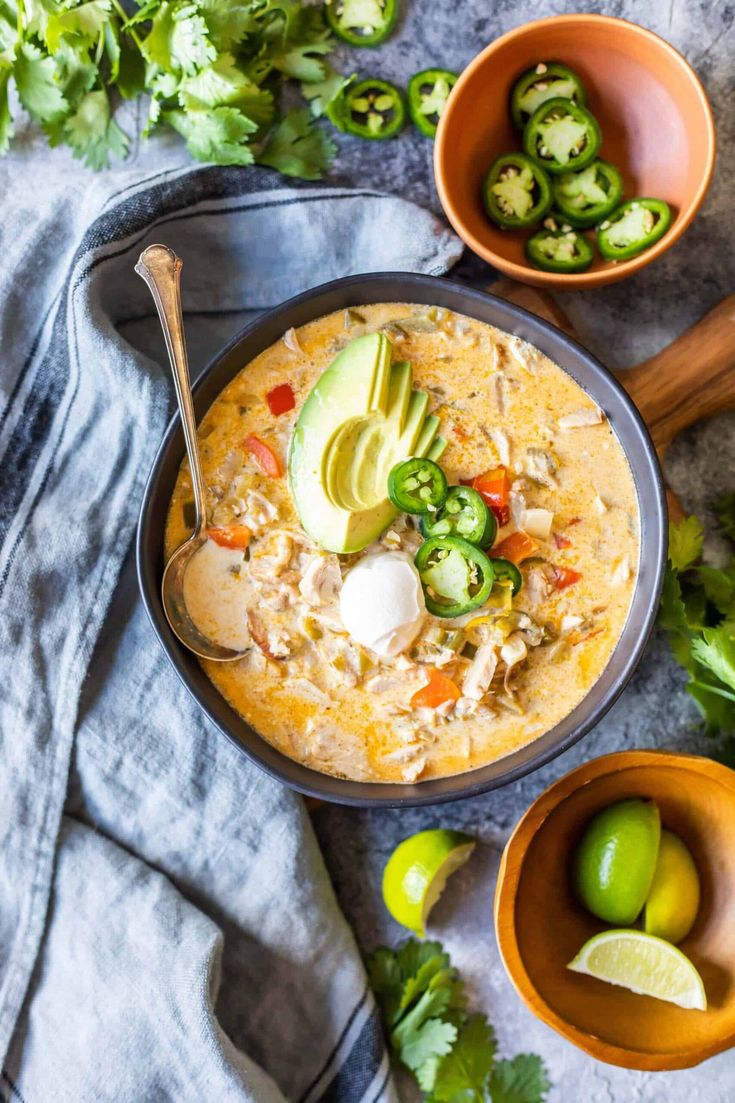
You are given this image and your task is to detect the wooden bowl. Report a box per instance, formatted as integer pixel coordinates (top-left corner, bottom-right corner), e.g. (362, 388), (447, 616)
(494, 751), (735, 1070)
(434, 15), (716, 289)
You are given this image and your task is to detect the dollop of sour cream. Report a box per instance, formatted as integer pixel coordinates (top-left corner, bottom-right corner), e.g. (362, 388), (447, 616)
(339, 551), (425, 658)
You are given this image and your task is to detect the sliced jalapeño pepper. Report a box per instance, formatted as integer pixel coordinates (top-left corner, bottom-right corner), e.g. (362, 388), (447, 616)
(510, 62), (587, 131)
(388, 458), (448, 515)
(525, 227), (594, 273)
(523, 97), (601, 175)
(552, 160), (624, 228)
(415, 536), (495, 618)
(325, 0), (398, 47)
(596, 198), (672, 261)
(483, 152), (552, 230)
(333, 77), (405, 139)
(420, 486), (496, 548)
(490, 557), (522, 596)
(407, 68), (458, 138)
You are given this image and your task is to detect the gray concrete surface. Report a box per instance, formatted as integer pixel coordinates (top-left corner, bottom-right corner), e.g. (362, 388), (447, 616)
(313, 2), (735, 1100)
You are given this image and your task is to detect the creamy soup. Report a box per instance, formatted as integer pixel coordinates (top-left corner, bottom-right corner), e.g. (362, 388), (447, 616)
(166, 303), (639, 783)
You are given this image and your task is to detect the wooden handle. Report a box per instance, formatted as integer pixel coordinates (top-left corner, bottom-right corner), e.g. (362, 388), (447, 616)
(613, 295), (735, 456)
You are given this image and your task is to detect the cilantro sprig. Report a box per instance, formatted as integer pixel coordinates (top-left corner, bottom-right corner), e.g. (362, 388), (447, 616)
(367, 940), (550, 1103)
(0, 0), (340, 178)
(659, 497), (735, 742)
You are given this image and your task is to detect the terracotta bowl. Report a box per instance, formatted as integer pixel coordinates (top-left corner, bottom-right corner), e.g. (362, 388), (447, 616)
(434, 15), (716, 289)
(494, 751), (735, 1070)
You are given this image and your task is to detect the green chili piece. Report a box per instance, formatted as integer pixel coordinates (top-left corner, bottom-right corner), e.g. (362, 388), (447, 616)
(552, 160), (624, 228)
(325, 0), (398, 46)
(407, 68), (458, 138)
(523, 97), (601, 175)
(388, 458), (448, 515)
(490, 557), (522, 595)
(483, 151), (553, 229)
(421, 486), (496, 548)
(525, 227), (594, 273)
(597, 198), (672, 261)
(510, 62), (587, 131)
(415, 535), (495, 618)
(332, 77), (405, 139)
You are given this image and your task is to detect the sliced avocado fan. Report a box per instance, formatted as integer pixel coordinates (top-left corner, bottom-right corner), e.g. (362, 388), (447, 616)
(288, 333), (446, 553)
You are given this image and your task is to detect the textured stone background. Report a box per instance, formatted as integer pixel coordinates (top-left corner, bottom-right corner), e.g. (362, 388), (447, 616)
(311, 2), (735, 1100)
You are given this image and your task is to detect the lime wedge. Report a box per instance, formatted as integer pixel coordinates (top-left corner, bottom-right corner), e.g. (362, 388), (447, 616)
(568, 929), (707, 1011)
(644, 830), (701, 944)
(382, 829), (475, 936)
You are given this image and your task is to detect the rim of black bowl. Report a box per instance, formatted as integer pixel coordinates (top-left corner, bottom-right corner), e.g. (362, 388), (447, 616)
(136, 272), (667, 807)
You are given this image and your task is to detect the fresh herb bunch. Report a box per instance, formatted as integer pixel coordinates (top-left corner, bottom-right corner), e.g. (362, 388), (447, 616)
(367, 939), (550, 1103)
(659, 496), (735, 741)
(0, 0), (339, 177)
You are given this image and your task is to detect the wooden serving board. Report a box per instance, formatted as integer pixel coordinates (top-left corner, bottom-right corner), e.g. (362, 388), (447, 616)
(492, 281), (735, 519)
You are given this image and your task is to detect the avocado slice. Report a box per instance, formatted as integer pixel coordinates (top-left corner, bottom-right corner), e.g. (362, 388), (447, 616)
(288, 333), (441, 553)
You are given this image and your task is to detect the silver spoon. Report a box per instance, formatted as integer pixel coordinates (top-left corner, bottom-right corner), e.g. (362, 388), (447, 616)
(135, 244), (248, 661)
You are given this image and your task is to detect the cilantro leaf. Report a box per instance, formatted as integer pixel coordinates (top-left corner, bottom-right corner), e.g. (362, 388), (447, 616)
(0, 68), (13, 154)
(401, 1018), (458, 1081)
(141, 1), (216, 75)
(302, 64), (352, 118)
(691, 626), (735, 692)
(431, 1013), (497, 1103)
(487, 1055), (550, 1103)
(716, 493), (735, 543)
(63, 88), (128, 168)
(697, 562), (735, 618)
(658, 562), (689, 637)
(177, 52), (274, 125)
(165, 104), (256, 164)
(198, 0), (259, 51)
(258, 106), (335, 179)
(14, 42), (68, 121)
(114, 33), (147, 99)
(668, 516), (704, 572)
(45, 0), (112, 53)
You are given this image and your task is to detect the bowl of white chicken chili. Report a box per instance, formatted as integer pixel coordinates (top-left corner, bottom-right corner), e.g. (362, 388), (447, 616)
(137, 273), (666, 806)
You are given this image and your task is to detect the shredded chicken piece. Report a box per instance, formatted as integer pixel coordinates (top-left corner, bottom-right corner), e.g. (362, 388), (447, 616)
(290, 678), (330, 705)
(299, 554), (342, 606)
(520, 508), (554, 540)
(524, 447), (558, 488)
(381, 529), (403, 550)
(250, 531), (293, 580)
(491, 373), (506, 414)
(382, 743), (424, 764)
(364, 674), (395, 693)
(561, 614), (585, 633)
(501, 633), (528, 694)
(463, 641), (498, 701)
(484, 425), (511, 467)
(509, 479), (528, 525)
(525, 566), (553, 605)
(558, 406), (604, 430)
(283, 327), (304, 354)
(401, 756), (427, 782)
(454, 696), (479, 718)
(241, 489), (278, 532)
(593, 492), (608, 515)
(247, 611), (290, 660)
(610, 555), (631, 587)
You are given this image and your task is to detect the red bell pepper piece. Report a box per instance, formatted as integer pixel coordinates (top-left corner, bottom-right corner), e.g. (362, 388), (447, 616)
(410, 667), (461, 709)
(208, 525), (252, 550)
(472, 466), (510, 526)
(553, 565), (582, 589)
(266, 383), (295, 417)
(244, 433), (284, 477)
(553, 532), (572, 549)
(493, 530), (538, 564)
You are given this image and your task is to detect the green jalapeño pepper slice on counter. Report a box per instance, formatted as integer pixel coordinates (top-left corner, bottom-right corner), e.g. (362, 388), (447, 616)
(596, 198), (672, 261)
(415, 536), (495, 618)
(407, 69), (458, 138)
(552, 160), (624, 228)
(510, 62), (587, 131)
(523, 97), (601, 175)
(325, 0), (398, 46)
(337, 78), (405, 139)
(483, 152), (552, 229)
(525, 227), (594, 273)
(388, 457), (448, 514)
(420, 486), (496, 548)
(489, 556), (522, 595)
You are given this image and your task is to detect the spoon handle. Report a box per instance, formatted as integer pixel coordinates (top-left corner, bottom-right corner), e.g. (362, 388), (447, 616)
(135, 244), (208, 536)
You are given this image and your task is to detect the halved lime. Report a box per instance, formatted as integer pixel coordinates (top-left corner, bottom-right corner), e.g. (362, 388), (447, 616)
(382, 829), (475, 936)
(568, 929), (707, 1011)
(573, 799), (661, 924)
(644, 830), (701, 944)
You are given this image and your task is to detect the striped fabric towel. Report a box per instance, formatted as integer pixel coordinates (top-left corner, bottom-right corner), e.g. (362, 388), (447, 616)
(0, 162), (462, 1103)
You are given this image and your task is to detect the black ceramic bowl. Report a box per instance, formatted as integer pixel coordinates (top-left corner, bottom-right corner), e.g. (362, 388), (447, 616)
(137, 273), (667, 807)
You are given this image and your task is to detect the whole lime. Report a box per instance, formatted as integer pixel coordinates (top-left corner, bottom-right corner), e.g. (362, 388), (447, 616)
(573, 798), (661, 924)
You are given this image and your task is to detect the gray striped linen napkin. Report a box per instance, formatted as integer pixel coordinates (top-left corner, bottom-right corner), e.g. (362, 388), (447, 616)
(0, 163), (463, 1103)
